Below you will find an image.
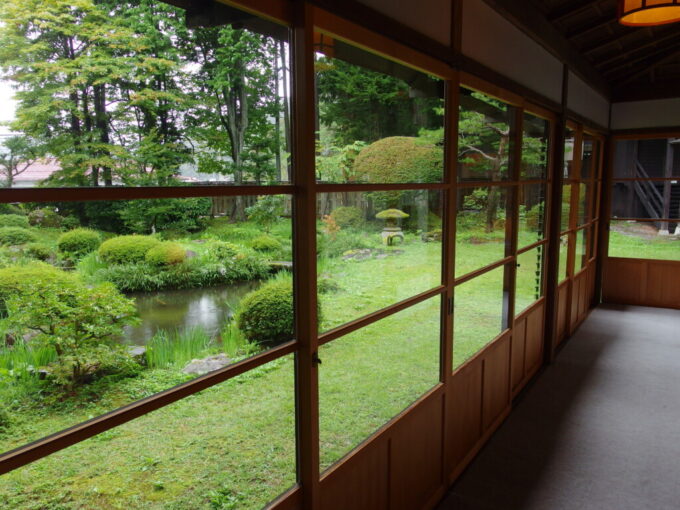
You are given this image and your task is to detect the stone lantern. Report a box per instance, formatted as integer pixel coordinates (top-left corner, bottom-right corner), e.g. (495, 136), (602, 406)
(376, 208), (409, 245)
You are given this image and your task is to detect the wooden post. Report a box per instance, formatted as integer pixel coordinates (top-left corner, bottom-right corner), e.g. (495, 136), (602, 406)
(660, 140), (673, 234)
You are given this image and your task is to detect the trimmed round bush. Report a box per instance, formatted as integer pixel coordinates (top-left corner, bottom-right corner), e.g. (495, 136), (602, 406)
(145, 242), (186, 267)
(0, 214), (29, 228)
(0, 227), (36, 246)
(98, 235), (161, 265)
(237, 278), (294, 344)
(250, 235), (283, 253)
(23, 242), (52, 261)
(207, 241), (240, 261)
(353, 136), (443, 183)
(330, 206), (364, 229)
(28, 208), (62, 228)
(57, 228), (102, 259)
(61, 216), (81, 230)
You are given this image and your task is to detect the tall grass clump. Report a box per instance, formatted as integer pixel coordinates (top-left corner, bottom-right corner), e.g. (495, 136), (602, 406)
(0, 341), (57, 380)
(145, 327), (215, 369)
(220, 320), (260, 360)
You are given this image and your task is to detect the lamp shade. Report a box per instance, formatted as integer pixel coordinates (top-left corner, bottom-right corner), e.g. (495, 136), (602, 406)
(619, 0), (680, 26)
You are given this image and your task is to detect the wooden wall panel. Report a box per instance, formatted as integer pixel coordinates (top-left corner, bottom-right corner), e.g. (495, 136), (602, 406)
(557, 282), (569, 344)
(447, 361), (482, 469)
(525, 303), (544, 375)
(320, 438), (389, 510)
(510, 319), (526, 393)
(482, 334), (511, 431)
(390, 395), (443, 510)
(570, 274), (581, 331)
(604, 258), (680, 310)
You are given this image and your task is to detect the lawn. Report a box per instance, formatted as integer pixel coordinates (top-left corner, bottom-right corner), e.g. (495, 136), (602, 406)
(0, 217), (542, 509)
(608, 222), (680, 261)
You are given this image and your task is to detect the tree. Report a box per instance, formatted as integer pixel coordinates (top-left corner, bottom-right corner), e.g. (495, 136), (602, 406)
(0, 136), (39, 188)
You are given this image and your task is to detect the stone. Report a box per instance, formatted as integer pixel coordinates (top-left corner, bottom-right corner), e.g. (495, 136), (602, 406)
(269, 261), (293, 272)
(183, 353), (231, 375)
(185, 250), (198, 259)
(127, 346), (147, 364)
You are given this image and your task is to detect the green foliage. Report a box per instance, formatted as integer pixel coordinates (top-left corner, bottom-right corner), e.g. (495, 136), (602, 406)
(1, 270), (139, 387)
(145, 242), (186, 267)
(245, 195), (285, 233)
(28, 208), (62, 228)
(0, 405), (11, 433)
(61, 215), (81, 230)
(0, 214), (29, 228)
(0, 339), (57, 381)
(0, 204), (24, 216)
(57, 228), (102, 260)
(221, 322), (259, 359)
(98, 235), (161, 265)
(237, 275), (295, 344)
(207, 241), (240, 261)
(353, 137), (442, 184)
(145, 328), (215, 369)
(250, 235), (283, 253)
(23, 242), (51, 261)
(0, 227), (36, 246)
(330, 206), (364, 229)
(317, 229), (379, 259)
(119, 198), (212, 234)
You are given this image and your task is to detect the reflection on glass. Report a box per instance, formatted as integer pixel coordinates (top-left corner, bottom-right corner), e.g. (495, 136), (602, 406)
(0, 1), (291, 187)
(317, 191), (442, 332)
(454, 265), (508, 368)
(458, 88), (514, 182)
(0, 196), (292, 454)
(577, 182), (592, 226)
(315, 34), (444, 184)
(561, 183), (573, 232)
(608, 220), (680, 261)
(521, 113), (550, 180)
(558, 234), (569, 282)
(575, 228), (587, 271)
(319, 298), (440, 471)
(456, 186), (511, 277)
(581, 137), (599, 180)
(0, 355), (297, 509)
(613, 138), (676, 179)
(564, 128), (575, 179)
(518, 183), (547, 248)
(515, 246), (545, 316)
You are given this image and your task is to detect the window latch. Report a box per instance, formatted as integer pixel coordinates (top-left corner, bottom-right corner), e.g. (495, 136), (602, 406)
(312, 352), (322, 365)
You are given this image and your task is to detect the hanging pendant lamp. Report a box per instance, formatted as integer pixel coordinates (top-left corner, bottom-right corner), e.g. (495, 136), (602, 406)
(619, 0), (680, 26)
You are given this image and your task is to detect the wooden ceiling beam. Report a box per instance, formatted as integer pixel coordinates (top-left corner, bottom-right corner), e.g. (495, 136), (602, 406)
(594, 30), (680, 69)
(547, 0), (602, 23)
(612, 79), (680, 102)
(565, 15), (616, 40)
(616, 47), (680, 86)
(482, 0), (610, 97)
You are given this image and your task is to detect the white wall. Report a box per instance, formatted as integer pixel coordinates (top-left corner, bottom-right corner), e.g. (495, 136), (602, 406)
(356, 0), (451, 47)
(461, 0), (563, 104)
(611, 99), (680, 130)
(567, 72), (610, 128)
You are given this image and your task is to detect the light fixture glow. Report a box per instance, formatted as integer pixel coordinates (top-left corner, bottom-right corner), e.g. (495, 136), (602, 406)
(619, 0), (680, 26)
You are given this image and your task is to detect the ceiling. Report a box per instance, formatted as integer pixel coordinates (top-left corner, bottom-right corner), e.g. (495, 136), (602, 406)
(531, 0), (680, 102)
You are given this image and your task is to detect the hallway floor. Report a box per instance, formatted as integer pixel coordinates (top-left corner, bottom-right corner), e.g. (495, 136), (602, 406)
(437, 304), (680, 510)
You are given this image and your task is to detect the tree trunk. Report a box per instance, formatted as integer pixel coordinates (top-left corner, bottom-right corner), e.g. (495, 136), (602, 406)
(94, 84), (113, 186)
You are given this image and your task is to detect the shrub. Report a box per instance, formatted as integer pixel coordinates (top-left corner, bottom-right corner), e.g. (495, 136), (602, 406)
(28, 208), (62, 228)
(0, 203), (24, 216)
(23, 242), (52, 261)
(99, 235), (160, 265)
(0, 214), (29, 228)
(119, 198), (212, 234)
(145, 242), (186, 267)
(245, 195), (285, 232)
(207, 241), (240, 261)
(61, 215), (81, 230)
(330, 206), (364, 229)
(237, 277), (294, 344)
(57, 228), (102, 260)
(353, 137), (443, 183)
(250, 235), (283, 253)
(0, 227), (36, 246)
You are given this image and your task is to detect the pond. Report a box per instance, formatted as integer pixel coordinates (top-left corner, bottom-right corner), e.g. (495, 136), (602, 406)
(123, 281), (260, 345)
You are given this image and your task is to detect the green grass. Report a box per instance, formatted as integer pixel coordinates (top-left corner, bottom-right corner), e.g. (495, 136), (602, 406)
(608, 227), (680, 261)
(0, 221), (546, 509)
(145, 328), (217, 369)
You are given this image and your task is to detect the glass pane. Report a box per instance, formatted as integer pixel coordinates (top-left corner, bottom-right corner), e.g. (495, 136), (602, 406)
(518, 183), (547, 249)
(454, 265), (508, 369)
(0, 196), (292, 454)
(575, 228), (587, 270)
(608, 220), (680, 261)
(319, 297), (441, 471)
(317, 191), (442, 332)
(521, 113), (550, 180)
(561, 183), (573, 232)
(456, 186), (511, 278)
(611, 180), (678, 222)
(515, 246), (545, 316)
(581, 136), (596, 180)
(0, 355), (296, 509)
(577, 182), (592, 226)
(458, 88), (515, 182)
(314, 34), (445, 184)
(613, 138), (678, 179)
(0, 1), (291, 187)
(558, 234), (569, 283)
(564, 128), (575, 179)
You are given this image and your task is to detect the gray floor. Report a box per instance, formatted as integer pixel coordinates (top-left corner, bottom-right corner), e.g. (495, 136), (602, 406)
(437, 304), (680, 510)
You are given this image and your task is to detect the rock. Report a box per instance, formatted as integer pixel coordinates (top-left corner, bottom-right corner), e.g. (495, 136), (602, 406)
(342, 249), (372, 261)
(185, 250), (198, 259)
(183, 353), (231, 375)
(127, 346), (147, 364)
(269, 261), (293, 272)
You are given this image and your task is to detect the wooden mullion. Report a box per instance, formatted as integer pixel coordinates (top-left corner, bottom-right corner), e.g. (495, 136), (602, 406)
(506, 106), (523, 327)
(457, 178), (546, 188)
(454, 256), (515, 286)
(315, 182), (447, 192)
(291, 3), (320, 508)
(517, 238), (549, 256)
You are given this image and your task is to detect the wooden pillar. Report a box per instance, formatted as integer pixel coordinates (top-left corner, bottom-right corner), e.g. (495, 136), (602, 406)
(660, 140), (673, 234)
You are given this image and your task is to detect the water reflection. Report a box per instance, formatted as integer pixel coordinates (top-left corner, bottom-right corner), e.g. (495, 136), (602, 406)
(124, 282), (260, 345)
